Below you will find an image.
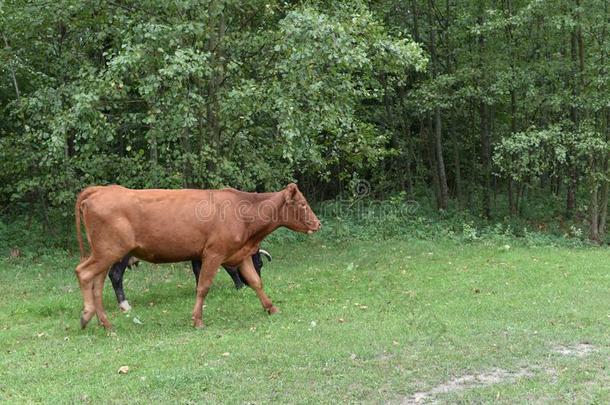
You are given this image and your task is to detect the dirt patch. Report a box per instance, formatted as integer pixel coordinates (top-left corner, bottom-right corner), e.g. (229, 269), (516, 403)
(402, 368), (533, 404)
(552, 343), (596, 357)
(375, 351), (395, 361)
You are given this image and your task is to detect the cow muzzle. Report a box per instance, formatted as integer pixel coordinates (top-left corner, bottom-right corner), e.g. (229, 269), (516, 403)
(307, 220), (322, 234)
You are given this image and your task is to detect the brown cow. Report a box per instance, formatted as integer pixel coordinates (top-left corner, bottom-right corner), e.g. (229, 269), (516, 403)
(74, 183), (320, 329)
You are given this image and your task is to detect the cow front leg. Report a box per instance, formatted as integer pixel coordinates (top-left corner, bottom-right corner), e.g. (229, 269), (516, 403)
(108, 255), (131, 311)
(238, 256), (278, 314)
(192, 256), (221, 329)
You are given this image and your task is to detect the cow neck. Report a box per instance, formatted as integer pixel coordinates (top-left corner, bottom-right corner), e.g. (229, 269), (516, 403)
(242, 190), (287, 242)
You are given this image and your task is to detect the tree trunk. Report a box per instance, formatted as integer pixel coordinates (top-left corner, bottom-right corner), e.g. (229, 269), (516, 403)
(566, 2), (584, 219)
(508, 179), (516, 215)
(427, 115), (442, 209)
(202, 0), (225, 186)
(2, 33), (21, 103)
(600, 107), (610, 238)
(566, 169), (577, 218)
(480, 101), (492, 219)
(518, 183), (526, 216)
(410, 0), (420, 42)
(477, 13), (492, 219)
(589, 154), (600, 243)
(150, 132), (158, 165)
(451, 125), (462, 206)
(427, 0), (449, 210)
(38, 190), (53, 237)
(433, 108), (449, 209)
(400, 117), (414, 197)
(508, 89), (518, 216)
(598, 170), (609, 238)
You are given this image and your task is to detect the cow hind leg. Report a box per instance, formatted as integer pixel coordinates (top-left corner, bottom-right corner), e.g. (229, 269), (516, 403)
(192, 255), (221, 329)
(238, 256), (278, 314)
(93, 270), (112, 329)
(76, 257), (97, 328)
(76, 214), (135, 329)
(76, 257), (115, 329)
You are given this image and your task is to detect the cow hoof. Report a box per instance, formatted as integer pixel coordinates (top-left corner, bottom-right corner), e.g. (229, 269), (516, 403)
(80, 310), (95, 329)
(193, 319), (205, 329)
(119, 301), (132, 312)
(267, 306), (280, 315)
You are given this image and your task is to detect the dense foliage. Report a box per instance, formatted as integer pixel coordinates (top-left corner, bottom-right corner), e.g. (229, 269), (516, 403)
(1, 0), (609, 245)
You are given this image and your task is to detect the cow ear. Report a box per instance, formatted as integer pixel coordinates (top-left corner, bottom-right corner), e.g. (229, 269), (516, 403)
(284, 183), (298, 203)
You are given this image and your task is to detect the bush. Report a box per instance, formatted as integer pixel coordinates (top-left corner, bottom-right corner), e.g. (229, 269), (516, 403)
(0, 191), (593, 258)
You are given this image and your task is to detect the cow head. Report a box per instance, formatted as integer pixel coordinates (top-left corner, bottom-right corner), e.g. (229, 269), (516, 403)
(281, 183), (321, 233)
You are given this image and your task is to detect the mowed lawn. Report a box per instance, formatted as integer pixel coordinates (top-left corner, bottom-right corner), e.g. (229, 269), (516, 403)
(1, 238), (609, 403)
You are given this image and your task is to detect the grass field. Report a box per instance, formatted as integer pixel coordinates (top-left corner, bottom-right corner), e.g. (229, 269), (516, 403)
(1, 238), (609, 403)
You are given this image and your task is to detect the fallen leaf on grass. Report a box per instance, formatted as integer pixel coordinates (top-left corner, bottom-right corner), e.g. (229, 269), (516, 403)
(118, 366), (129, 374)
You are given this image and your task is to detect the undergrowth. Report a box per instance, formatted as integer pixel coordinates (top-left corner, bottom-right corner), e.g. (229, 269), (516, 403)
(0, 191), (595, 258)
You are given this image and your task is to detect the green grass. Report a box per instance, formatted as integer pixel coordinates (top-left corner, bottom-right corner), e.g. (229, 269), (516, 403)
(1, 239), (609, 403)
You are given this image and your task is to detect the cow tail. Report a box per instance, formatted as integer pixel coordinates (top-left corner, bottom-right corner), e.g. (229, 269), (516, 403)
(75, 188), (95, 261)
